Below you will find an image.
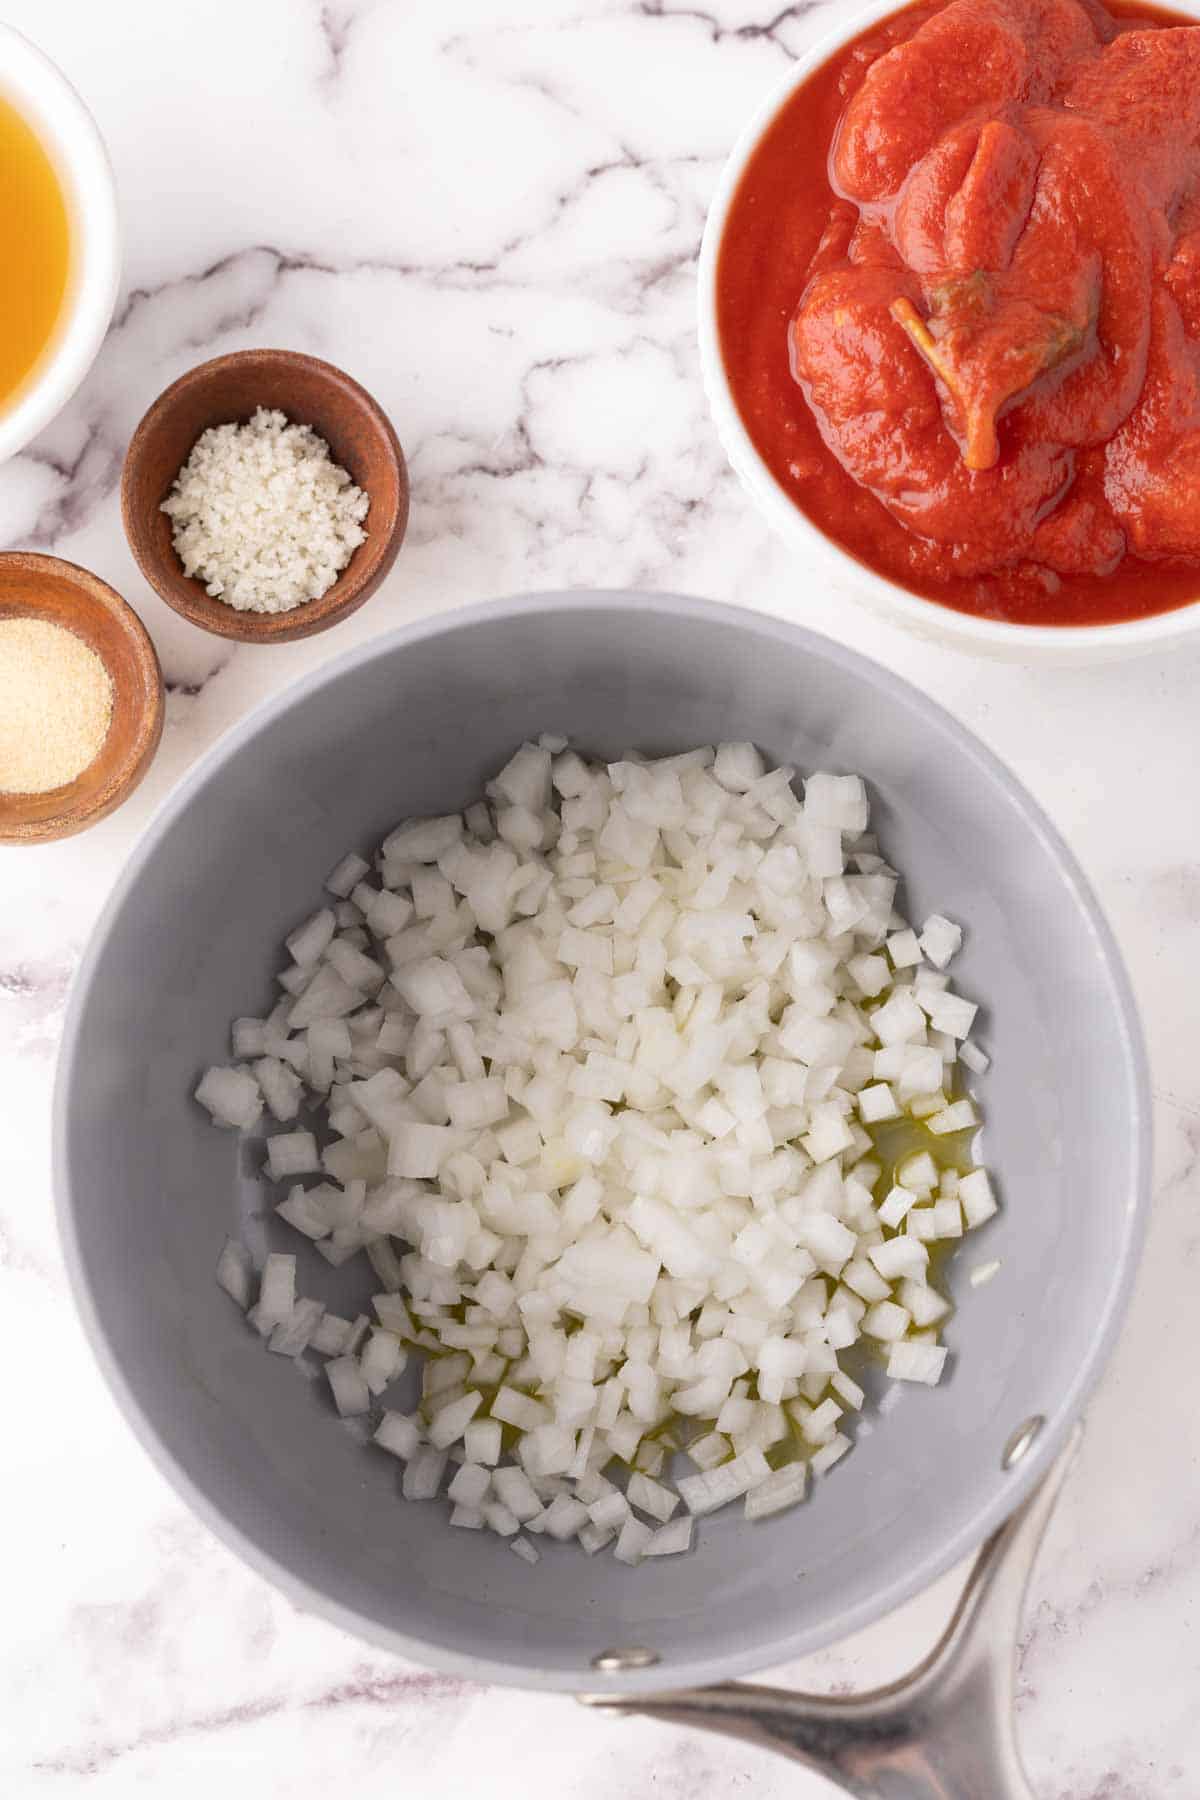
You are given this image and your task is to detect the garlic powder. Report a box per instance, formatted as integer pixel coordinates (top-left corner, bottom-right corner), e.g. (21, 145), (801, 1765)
(0, 616), (113, 794)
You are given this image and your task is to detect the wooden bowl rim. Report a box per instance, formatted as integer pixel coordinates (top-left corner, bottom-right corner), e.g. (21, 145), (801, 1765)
(120, 348), (409, 645)
(0, 551), (165, 845)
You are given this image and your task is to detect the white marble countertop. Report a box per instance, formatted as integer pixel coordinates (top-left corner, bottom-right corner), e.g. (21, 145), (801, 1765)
(2, 1), (1198, 1793)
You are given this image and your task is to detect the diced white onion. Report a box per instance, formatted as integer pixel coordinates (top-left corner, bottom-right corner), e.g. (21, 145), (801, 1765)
(919, 914), (963, 970)
(464, 1419), (502, 1465)
(627, 1472), (679, 1523)
(403, 1446), (449, 1499)
(204, 739), (997, 1562)
(256, 1253), (295, 1327)
(645, 1516), (694, 1555)
(326, 852), (370, 899)
(268, 1297), (324, 1357)
(745, 1463), (807, 1520)
(287, 908), (336, 967)
(196, 1066), (263, 1131)
(810, 1432), (851, 1476)
(492, 1465), (543, 1522)
(266, 1131), (320, 1181)
(327, 1355), (370, 1417)
(614, 1516), (655, 1564)
(215, 1237), (253, 1309)
(482, 1499), (520, 1536)
(360, 1328), (407, 1396)
(447, 1462), (492, 1509)
(374, 1411), (422, 1459)
(887, 1342), (948, 1385)
(960, 1169), (998, 1228)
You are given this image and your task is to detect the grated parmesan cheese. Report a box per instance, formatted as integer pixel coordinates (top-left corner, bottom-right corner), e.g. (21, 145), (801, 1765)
(162, 407), (369, 614)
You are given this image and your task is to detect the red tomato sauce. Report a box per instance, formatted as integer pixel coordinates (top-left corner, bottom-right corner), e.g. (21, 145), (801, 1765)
(716, 0), (1200, 626)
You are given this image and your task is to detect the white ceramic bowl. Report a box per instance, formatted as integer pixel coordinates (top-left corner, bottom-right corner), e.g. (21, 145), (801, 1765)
(0, 25), (119, 463)
(697, 0), (1200, 663)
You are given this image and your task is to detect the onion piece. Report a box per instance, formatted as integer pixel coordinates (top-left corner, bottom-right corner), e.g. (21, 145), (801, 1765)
(403, 1446), (449, 1499)
(268, 1297), (324, 1357)
(326, 1355), (370, 1417)
(614, 1516), (654, 1565)
(887, 1342), (948, 1385)
(745, 1463), (807, 1520)
(374, 1411), (422, 1459)
(215, 1237), (254, 1309)
(196, 1066), (263, 1131)
(645, 1516), (694, 1555)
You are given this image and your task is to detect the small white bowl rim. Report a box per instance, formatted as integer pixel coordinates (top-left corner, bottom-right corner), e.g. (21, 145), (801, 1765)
(0, 24), (120, 464)
(696, 0), (1200, 659)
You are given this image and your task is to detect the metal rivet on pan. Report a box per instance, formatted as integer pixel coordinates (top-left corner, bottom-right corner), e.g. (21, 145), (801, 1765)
(591, 1646), (661, 1672)
(1002, 1414), (1045, 1469)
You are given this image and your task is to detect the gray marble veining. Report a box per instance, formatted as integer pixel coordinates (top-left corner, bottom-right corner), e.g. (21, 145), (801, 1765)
(2, 1), (1198, 1794)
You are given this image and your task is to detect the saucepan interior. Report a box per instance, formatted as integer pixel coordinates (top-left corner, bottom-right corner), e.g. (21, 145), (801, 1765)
(54, 593), (1149, 1693)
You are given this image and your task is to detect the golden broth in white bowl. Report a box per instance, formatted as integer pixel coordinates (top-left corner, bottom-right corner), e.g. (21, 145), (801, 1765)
(0, 26), (118, 462)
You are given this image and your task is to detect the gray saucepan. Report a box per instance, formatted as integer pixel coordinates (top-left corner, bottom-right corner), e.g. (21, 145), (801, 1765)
(54, 593), (1150, 1797)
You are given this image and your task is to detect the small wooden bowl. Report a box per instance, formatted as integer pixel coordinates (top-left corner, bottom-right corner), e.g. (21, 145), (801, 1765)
(121, 349), (409, 644)
(0, 554), (164, 845)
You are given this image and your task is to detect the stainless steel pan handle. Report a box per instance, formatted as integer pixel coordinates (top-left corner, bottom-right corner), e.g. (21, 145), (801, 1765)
(580, 1425), (1081, 1799)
